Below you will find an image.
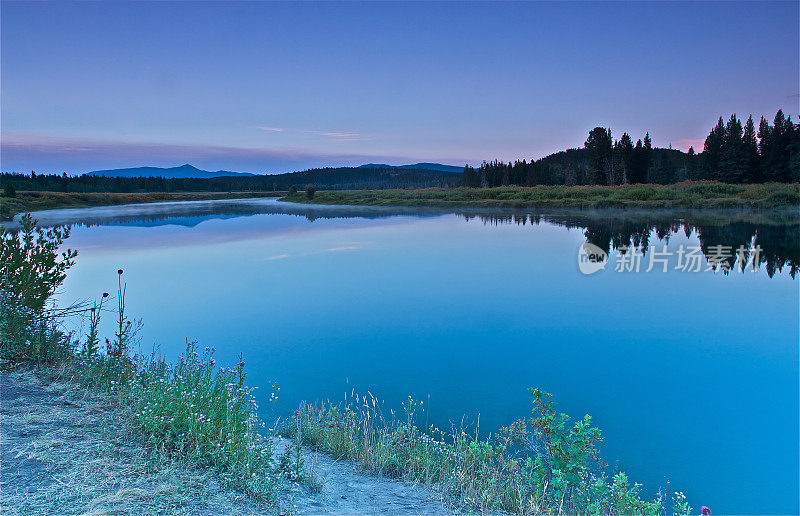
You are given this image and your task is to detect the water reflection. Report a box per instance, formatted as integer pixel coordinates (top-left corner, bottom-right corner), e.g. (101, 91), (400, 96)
(6, 198), (798, 278)
(470, 211), (799, 278)
(10, 197), (796, 513)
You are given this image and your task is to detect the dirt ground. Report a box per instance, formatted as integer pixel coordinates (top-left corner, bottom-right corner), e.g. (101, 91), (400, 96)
(0, 369), (448, 515)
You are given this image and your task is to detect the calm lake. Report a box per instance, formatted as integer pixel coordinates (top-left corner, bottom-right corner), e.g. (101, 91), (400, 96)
(18, 198), (799, 514)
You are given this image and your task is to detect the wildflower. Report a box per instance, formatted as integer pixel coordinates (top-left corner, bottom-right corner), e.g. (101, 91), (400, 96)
(103, 292), (109, 297)
(701, 507), (712, 515)
(118, 269), (124, 275)
(294, 409), (300, 416)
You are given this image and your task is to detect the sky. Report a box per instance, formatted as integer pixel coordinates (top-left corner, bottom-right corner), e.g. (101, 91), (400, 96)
(1, 1), (798, 175)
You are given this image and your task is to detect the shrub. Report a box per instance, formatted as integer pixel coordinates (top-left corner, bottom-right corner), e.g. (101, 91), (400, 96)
(289, 389), (688, 515)
(305, 186), (316, 200)
(0, 216), (282, 503)
(0, 214), (77, 362)
(0, 214), (77, 313)
(125, 342), (278, 500)
(2, 183), (15, 198)
(288, 185), (298, 195)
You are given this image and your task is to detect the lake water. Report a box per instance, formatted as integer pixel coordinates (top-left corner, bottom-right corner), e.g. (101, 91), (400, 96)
(16, 198), (798, 514)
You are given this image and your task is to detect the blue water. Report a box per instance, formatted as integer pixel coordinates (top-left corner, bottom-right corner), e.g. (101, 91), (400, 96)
(32, 199), (797, 514)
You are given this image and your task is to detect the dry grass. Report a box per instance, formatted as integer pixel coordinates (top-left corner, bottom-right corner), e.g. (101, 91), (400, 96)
(0, 367), (291, 516)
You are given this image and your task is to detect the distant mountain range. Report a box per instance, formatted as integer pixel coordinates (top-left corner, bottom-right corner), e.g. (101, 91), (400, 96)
(358, 162), (464, 173)
(87, 164), (254, 178)
(86, 162), (464, 178)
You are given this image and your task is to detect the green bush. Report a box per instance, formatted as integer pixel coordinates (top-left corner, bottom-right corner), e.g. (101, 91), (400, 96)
(1, 214), (77, 313)
(0, 214), (77, 363)
(290, 389), (691, 515)
(123, 342), (279, 500)
(2, 183), (16, 198)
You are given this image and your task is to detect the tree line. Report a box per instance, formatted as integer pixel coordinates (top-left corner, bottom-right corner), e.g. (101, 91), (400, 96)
(462, 109), (799, 187)
(2, 109), (797, 194)
(0, 166), (462, 194)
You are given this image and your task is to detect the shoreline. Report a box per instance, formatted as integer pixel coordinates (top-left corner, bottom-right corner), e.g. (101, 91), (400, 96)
(280, 182), (800, 210)
(0, 191), (284, 221)
(1, 211), (710, 515)
(0, 365), (446, 515)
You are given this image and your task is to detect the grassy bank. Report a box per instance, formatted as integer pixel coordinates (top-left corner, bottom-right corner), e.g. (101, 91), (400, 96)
(0, 216), (292, 506)
(1, 368), (276, 515)
(2, 214), (699, 515)
(0, 190), (282, 221)
(284, 395), (692, 515)
(282, 181), (800, 210)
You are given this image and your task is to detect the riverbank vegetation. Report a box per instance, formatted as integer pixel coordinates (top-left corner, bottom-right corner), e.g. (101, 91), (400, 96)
(287, 394), (691, 515)
(282, 181), (800, 210)
(0, 191), (280, 221)
(2, 214), (699, 514)
(0, 215), (285, 504)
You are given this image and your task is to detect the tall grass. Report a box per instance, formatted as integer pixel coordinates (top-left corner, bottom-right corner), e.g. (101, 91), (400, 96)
(288, 391), (691, 515)
(0, 190), (280, 221)
(58, 279), (282, 501)
(282, 181), (800, 209)
(122, 343), (279, 499)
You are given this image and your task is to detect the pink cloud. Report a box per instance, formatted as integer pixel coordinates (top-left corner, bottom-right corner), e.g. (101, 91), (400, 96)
(673, 137), (706, 152)
(0, 133), (453, 174)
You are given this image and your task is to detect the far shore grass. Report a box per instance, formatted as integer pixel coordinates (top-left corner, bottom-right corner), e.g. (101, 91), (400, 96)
(0, 190), (283, 221)
(283, 181), (800, 210)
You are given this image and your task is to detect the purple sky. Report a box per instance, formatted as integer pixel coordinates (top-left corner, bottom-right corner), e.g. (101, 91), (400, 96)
(2, 1), (798, 174)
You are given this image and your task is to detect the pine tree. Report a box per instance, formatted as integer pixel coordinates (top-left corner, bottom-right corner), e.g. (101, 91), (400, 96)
(703, 117), (726, 180)
(742, 116), (760, 182)
(686, 146), (698, 180)
(757, 110), (795, 182)
(614, 133), (634, 184)
(585, 127), (613, 185)
(643, 132), (653, 182)
(719, 114), (745, 183)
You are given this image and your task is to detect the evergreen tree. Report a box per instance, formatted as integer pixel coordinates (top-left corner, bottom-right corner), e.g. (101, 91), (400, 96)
(758, 109), (796, 182)
(703, 117), (726, 180)
(789, 122), (800, 182)
(584, 127), (613, 185)
(462, 165), (480, 188)
(615, 132), (634, 184)
(742, 116), (760, 182)
(630, 139), (645, 183)
(719, 114), (746, 183)
(643, 132), (653, 182)
(686, 146), (699, 180)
